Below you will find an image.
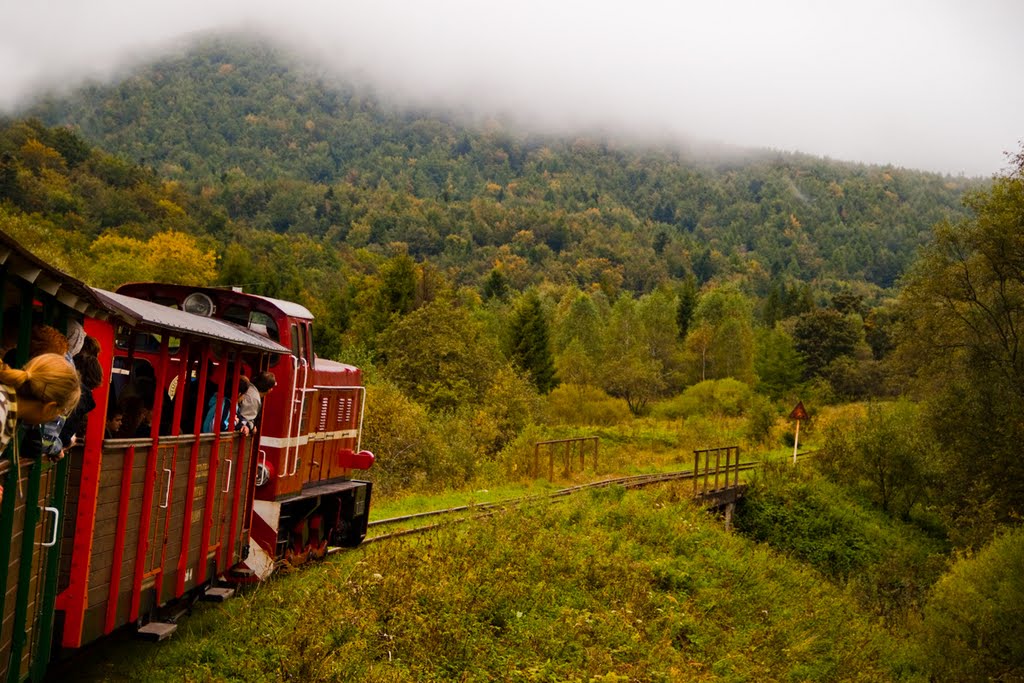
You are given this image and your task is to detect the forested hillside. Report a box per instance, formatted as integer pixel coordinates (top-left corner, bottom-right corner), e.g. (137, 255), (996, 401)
(25, 38), (979, 292)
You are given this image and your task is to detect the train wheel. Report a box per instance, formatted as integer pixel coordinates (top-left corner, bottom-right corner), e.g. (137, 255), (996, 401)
(309, 539), (329, 560)
(307, 514), (327, 560)
(285, 518), (311, 566)
(285, 547), (310, 567)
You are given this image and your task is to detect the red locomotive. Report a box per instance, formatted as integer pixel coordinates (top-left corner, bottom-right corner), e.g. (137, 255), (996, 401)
(0, 229), (374, 678)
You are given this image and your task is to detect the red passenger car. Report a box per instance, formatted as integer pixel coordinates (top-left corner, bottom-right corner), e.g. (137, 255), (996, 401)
(56, 289), (292, 647)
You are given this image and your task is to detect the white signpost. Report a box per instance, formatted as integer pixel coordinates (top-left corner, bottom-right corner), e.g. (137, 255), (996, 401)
(789, 401), (808, 464)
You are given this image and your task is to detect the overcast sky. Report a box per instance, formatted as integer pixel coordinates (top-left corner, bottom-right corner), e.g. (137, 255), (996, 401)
(1, 0), (1021, 176)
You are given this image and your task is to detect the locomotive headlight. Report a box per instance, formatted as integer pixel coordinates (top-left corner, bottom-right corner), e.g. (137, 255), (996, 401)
(183, 292), (215, 317)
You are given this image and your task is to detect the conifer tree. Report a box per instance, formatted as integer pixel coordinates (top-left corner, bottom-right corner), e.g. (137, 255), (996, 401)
(509, 291), (558, 393)
(676, 277), (698, 338)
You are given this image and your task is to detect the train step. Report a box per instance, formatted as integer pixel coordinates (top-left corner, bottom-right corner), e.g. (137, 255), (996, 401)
(201, 586), (236, 602)
(136, 621), (177, 641)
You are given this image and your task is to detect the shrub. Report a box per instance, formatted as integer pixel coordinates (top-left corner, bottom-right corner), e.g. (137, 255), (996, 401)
(816, 401), (938, 519)
(737, 465), (879, 580)
(360, 381), (442, 495)
(743, 394), (778, 446)
(472, 365), (542, 455)
(919, 526), (1024, 681)
(737, 464), (948, 624)
(652, 378), (752, 419)
(544, 383), (631, 425)
(494, 424), (561, 481)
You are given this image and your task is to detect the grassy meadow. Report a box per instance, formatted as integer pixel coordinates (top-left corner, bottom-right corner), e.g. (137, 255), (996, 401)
(64, 406), (949, 682)
(69, 482), (920, 682)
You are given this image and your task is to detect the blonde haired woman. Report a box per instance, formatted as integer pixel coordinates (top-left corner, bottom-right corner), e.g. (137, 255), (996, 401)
(0, 353), (81, 504)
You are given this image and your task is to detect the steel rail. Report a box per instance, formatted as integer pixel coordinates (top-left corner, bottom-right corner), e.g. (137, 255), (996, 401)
(329, 452), (816, 553)
(334, 458), (784, 552)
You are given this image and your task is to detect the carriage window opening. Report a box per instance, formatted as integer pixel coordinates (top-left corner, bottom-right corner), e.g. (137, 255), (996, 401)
(290, 323), (301, 358)
(304, 322), (313, 360)
(113, 326), (132, 351)
(114, 330), (181, 354)
(110, 358), (158, 438)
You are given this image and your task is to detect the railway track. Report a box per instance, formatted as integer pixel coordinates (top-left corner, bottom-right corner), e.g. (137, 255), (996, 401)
(333, 460), (765, 550)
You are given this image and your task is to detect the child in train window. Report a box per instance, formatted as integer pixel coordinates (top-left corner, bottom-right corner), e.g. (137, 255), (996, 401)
(105, 406), (123, 439)
(0, 354), (81, 504)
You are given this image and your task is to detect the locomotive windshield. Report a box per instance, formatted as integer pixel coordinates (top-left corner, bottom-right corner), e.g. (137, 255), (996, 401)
(222, 303), (279, 342)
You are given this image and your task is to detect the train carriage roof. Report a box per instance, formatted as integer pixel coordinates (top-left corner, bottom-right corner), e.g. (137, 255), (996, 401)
(0, 230), (110, 319)
(95, 289), (290, 354)
(1, 230), (289, 355)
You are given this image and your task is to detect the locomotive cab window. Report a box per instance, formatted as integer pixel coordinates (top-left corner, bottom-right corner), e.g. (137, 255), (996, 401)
(290, 323), (303, 360)
(247, 311), (279, 342)
(223, 304), (249, 328)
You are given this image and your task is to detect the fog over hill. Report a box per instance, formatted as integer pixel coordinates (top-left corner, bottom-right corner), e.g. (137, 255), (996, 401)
(2, 0), (1021, 176)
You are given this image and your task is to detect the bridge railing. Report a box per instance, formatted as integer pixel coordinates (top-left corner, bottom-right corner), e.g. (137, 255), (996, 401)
(692, 445), (741, 496)
(533, 437), (599, 479)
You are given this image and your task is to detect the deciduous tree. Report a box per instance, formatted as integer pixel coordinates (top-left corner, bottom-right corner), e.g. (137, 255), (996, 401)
(897, 150), (1024, 536)
(687, 285), (756, 384)
(792, 308), (861, 378)
(377, 298), (502, 412)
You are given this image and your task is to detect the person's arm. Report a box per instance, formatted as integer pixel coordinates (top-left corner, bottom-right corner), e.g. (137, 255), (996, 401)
(40, 417), (66, 460)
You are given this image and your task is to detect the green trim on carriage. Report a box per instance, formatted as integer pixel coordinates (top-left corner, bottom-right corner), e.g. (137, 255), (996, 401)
(0, 279), (36, 683)
(9, 456), (42, 682)
(0, 266), (9, 639)
(0, 459), (15, 679)
(32, 456), (69, 681)
(0, 274), (75, 681)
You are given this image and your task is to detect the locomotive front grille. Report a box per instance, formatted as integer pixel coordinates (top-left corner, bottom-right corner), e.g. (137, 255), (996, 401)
(318, 397), (329, 431)
(337, 398), (353, 426)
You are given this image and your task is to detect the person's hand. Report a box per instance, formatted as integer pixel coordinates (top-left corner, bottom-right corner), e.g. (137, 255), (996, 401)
(240, 425), (251, 437)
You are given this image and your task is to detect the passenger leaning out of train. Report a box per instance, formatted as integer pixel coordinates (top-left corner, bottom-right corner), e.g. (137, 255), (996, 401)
(237, 371), (276, 437)
(25, 324), (75, 461)
(0, 353), (82, 505)
(0, 319), (77, 460)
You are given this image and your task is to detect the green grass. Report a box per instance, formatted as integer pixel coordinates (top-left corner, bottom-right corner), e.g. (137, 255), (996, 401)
(735, 462), (950, 627)
(63, 412), (900, 681)
(371, 480), (559, 520)
(70, 484), (921, 682)
(370, 413), (807, 525)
